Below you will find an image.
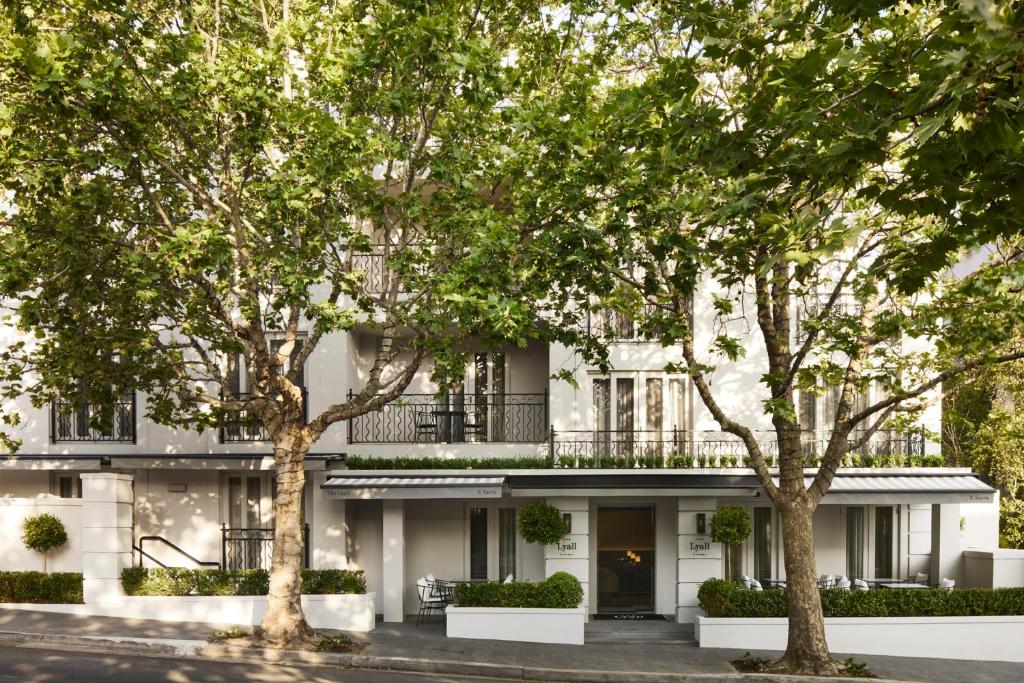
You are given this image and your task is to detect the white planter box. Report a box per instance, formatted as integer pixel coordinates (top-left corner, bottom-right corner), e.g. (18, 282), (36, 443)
(1, 592), (376, 632)
(446, 606), (585, 645)
(696, 614), (1024, 662)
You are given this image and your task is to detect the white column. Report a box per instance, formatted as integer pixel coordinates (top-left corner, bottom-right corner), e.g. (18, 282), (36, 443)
(309, 471), (347, 569)
(80, 472), (134, 605)
(931, 503), (962, 584)
(381, 499), (405, 622)
(545, 497), (590, 611)
(677, 497), (720, 622)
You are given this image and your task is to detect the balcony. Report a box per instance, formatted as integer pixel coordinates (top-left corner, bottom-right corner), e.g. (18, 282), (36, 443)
(348, 392), (548, 444)
(219, 391), (308, 443)
(349, 243), (427, 295)
(550, 429), (927, 468)
(51, 392), (136, 443)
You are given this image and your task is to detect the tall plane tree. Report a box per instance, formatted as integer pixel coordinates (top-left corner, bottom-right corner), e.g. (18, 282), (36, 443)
(0, 0), (598, 646)
(521, 0), (1024, 674)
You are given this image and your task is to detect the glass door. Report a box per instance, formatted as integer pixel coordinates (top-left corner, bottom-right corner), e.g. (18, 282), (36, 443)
(596, 507), (655, 613)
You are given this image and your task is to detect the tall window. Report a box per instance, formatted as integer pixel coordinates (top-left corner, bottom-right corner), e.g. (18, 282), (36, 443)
(498, 508), (517, 580)
(469, 507), (488, 581)
(753, 508), (773, 582)
(874, 506), (895, 579)
(474, 352), (506, 442)
(593, 378), (611, 453)
(228, 476), (262, 528)
(669, 378), (687, 450)
(616, 378), (635, 452)
(846, 507), (865, 579)
(645, 378), (663, 442)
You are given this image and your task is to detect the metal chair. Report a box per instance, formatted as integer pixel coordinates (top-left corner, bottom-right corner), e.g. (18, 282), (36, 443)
(415, 577), (446, 625)
(414, 411), (438, 442)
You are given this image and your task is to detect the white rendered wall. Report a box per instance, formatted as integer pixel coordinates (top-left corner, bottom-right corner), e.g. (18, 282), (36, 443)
(347, 500), (383, 607)
(403, 500), (464, 612)
(0, 496), (83, 572)
(0, 472), (51, 498)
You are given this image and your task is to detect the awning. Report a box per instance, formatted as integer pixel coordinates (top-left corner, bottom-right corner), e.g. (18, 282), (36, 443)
(321, 475), (506, 500)
(810, 475), (996, 504)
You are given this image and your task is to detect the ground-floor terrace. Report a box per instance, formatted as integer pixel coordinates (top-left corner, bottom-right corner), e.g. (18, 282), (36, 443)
(3, 460), (1018, 622)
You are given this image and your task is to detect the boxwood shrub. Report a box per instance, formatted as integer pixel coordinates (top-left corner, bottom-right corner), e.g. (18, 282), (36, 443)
(697, 578), (1024, 618)
(453, 571), (583, 609)
(0, 571), (83, 603)
(121, 568), (366, 596)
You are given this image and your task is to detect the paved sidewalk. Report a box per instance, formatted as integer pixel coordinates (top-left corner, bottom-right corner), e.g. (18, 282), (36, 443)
(2, 608), (1023, 682)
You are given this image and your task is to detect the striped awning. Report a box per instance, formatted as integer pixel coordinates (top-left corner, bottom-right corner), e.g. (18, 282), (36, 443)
(321, 475), (506, 500)
(806, 474), (996, 504)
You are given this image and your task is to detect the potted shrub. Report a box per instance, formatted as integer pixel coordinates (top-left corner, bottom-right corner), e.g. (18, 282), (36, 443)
(518, 502), (569, 545)
(22, 513), (68, 573)
(710, 506), (751, 581)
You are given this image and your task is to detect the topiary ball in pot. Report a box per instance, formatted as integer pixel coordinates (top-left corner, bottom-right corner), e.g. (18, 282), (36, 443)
(518, 502), (569, 545)
(22, 513), (69, 573)
(709, 506), (752, 545)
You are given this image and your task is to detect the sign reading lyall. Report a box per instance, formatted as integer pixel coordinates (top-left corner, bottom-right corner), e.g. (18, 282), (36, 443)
(545, 533), (588, 559)
(679, 533), (719, 559)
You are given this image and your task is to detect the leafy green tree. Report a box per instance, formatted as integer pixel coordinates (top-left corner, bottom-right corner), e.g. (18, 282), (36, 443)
(0, 0), (597, 646)
(525, 0), (1024, 674)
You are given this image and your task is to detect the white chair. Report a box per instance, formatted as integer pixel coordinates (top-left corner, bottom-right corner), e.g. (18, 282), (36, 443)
(750, 579), (763, 592)
(915, 571), (929, 585)
(503, 573), (514, 584)
(818, 574), (834, 588)
(741, 575), (752, 589)
(940, 577), (955, 591)
(852, 579), (869, 591)
(415, 577), (446, 626)
(837, 577), (851, 591)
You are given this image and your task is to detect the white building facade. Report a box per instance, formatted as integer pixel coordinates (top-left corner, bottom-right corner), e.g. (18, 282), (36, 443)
(0, 264), (1009, 622)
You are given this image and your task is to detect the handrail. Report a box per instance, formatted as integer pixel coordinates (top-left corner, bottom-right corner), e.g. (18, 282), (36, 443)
(132, 544), (168, 568)
(137, 535), (220, 569)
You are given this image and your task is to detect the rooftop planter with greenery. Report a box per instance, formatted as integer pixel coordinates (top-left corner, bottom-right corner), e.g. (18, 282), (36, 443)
(345, 454), (945, 470)
(453, 572), (583, 609)
(0, 571), (83, 604)
(121, 568), (366, 597)
(697, 579), (1024, 618)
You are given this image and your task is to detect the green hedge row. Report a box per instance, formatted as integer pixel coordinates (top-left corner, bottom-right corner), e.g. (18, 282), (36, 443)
(121, 568), (366, 596)
(697, 578), (1024, 618)
(0, 572), (83, 604)
(453, 571), (583, 609)
(347, 454), (946, 470)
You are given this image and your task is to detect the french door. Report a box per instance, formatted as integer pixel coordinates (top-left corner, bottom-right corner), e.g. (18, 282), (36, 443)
(466, 504), (519, 581)
(592, 373), (689, 456)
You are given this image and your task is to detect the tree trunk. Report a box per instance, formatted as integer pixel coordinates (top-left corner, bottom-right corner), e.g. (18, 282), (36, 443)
(259, 440), (313, 647)
(770, 501), (839, 676)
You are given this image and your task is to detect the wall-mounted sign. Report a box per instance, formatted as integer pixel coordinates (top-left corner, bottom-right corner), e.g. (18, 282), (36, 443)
(545, 533), (588, 560)
(679, 533), (719, 559)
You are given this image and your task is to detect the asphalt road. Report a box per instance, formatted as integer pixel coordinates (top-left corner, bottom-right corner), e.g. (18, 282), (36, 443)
(0, 645), (513, 683)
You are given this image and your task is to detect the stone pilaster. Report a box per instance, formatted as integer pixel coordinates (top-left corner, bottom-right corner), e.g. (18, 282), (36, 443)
(81, 472), (134, 605)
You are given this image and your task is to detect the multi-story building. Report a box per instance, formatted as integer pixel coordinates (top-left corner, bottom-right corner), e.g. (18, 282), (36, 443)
(0, 253), (1003, 623)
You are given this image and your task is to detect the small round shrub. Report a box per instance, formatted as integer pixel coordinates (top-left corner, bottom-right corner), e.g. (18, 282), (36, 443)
(540, 571), (584, 608)
(709, 506), (752, 545)
(697, 578), (736, 617)
(22, 514), (68, 554)
(518, 502), (569, 544)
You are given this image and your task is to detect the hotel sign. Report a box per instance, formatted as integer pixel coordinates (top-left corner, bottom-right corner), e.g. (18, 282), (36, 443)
(679, 533), (719, 559)
(545, 533), (588, 560)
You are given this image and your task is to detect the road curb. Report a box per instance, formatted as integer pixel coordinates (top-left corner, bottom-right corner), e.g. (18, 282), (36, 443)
(0, 629), (917, 682)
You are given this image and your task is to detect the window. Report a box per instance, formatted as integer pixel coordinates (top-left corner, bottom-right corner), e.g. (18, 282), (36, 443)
(874, 506), (895, 578)
(753, 507), (773, 582)
(473, 352), (506, 441)
(469, 507), (488, 581)
(52, 385), (135, 443)
(498, 508), (517, 580)
(846, 506), (865, 579)
(51, 473), (81, 499)
(593, 378), (611, 452)
(228, 476), (263, 528)
(645, 378), (663, 441)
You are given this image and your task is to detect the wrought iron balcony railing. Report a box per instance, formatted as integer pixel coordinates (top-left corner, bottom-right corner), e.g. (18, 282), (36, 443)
(50, 392), (136, 443)
(348, 391), (548, 444)
(349, 243), (427, 295)
(549, 429), (926, 468)
(219, 390), (308, 443)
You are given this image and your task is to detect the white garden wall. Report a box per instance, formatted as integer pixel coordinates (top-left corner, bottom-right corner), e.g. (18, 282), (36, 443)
(0, 497), (82, 572)
(696, 615), (1024, 662)
(1, 593), (376, 632)
(446, 606), (585, 645)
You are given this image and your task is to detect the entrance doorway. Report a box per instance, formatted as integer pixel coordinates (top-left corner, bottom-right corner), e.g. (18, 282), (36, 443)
(597, 506), (655, 613)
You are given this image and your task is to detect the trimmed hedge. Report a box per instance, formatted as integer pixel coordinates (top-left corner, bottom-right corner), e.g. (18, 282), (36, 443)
(453, 571), (583, 609)
(0, 571), (83, 604)
(346, 455), (553, 470)
(697, 578), (1024, 618)
(121, 568), (366, 597)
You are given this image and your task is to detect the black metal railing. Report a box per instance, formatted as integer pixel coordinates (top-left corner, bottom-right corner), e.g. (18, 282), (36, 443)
(221, 524), (310, 571)
(50, 392), (136, 443)
(219, 390), (308, 442)
(549, 429), (926, 467)
(134, 535), (220, 568)
(348, 391), (548, 444)
(349, 243), (427, 295)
